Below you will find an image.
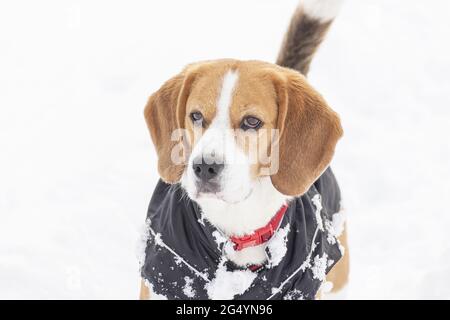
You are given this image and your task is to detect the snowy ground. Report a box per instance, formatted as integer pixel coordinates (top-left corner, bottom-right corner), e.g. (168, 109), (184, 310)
(1, 0), (450, 299)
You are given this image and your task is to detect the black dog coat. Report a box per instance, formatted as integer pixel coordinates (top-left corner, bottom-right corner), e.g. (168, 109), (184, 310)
(141, 168), (344, 300)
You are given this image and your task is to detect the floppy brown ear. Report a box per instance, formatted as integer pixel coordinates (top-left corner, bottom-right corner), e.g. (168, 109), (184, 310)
(144, 70), (195, 183)
(270, 70), (343, 196)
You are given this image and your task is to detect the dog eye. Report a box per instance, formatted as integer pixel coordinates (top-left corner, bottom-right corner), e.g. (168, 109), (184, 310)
(190, 112), (204, 125)
(241, 116), (263, 131)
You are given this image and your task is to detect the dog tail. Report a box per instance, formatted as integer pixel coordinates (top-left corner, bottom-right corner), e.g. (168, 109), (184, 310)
(276, 0), (343, 76)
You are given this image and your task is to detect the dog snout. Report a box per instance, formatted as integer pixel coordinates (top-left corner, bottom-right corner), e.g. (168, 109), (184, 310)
(192, 158), (224, 183)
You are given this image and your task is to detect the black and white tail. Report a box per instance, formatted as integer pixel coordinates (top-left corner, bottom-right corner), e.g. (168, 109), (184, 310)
(276, 0), (343, 76)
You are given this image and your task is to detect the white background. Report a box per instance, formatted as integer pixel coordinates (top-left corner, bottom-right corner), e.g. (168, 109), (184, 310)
(1, 0), (450, 299)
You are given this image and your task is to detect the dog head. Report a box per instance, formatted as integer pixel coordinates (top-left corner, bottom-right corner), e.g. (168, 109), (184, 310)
(144, 59), (342, 204)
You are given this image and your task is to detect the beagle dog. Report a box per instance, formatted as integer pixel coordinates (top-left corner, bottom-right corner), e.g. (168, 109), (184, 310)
(140, 0), (349, 300)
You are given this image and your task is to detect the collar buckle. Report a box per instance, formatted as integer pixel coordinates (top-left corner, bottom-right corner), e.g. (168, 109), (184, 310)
(258, 226), (274, 243)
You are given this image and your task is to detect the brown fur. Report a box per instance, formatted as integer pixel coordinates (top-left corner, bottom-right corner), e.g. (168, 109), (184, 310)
(140, 280), (150, 300)
(277, 7), (333, 76)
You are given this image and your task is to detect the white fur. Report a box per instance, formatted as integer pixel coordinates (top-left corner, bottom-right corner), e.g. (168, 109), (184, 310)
(302, 0), (343, 22)
(217, 71), (239, 122)
(201, 177), (288, 266)
(224, 243), (268, 267)
(198, 177), (287, 236)
(181, 70), (289, 266)
(182, 70), (252, 204)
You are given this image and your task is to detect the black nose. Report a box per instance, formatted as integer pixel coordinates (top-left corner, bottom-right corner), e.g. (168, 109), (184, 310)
(193, 158), (224, 182)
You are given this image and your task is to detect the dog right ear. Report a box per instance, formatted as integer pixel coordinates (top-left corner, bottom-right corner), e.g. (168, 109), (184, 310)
(144, 69), (196, 183)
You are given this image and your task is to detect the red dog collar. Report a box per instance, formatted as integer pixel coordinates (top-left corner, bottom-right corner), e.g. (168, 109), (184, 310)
(230, 204), (288, 251)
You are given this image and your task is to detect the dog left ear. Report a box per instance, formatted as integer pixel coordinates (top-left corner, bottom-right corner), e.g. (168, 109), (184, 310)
(270, 68), (343, 196)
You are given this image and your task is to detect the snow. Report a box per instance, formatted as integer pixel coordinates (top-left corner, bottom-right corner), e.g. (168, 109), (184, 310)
(136, 219), (151, 268)
(205, 259), (257, 300)
(182, 277), (196, 298)
(1, 0), (450, 299)
(174, 256), (183, 266)
(267, 224), (291, 267)
(197, 217), (206, 227)
(311, 253), (328, 281)
(268, 226), (321, 299)
(311, 194), (324, 230)
(320, 281), (334, 294)
(325, 210), (345, 245)
(283, 289), (304, 300)
(153, 233), (163, 247)
(212, 231), (227, 249)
